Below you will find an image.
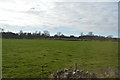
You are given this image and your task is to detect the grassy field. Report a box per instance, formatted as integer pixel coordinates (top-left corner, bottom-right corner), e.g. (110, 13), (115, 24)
(2, 39), (118, 78)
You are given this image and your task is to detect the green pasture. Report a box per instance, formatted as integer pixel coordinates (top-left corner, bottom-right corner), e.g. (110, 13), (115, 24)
(2, 39), (118, 78)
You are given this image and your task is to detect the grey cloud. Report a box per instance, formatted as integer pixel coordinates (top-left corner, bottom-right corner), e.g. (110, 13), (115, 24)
(0, 1), (118, 36)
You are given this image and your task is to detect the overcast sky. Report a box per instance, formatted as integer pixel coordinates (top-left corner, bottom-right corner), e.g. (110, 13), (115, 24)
(0, 0), (119, 37)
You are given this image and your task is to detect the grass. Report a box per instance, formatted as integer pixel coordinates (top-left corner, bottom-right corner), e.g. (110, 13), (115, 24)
(2, 39), (118, 78)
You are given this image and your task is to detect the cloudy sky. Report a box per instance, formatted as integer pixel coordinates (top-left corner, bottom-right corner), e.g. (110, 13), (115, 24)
(0, 0), (119, 37)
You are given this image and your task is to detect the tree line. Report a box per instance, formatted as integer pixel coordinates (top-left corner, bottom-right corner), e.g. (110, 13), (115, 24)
(0, 29), (119, 41)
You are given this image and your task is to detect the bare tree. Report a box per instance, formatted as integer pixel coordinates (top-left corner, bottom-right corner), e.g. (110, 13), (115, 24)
(107, 35), (113, 38)
(57, 32), (61, 36)
(88, 32), (93, 36)
(43, 30), (50, 36)
(81, 32), (84, 36)
(57, 32), (61, 39)
(38, 31), (41, 35)
(19, 30), (23, 35)
(0, 28), (4, 32)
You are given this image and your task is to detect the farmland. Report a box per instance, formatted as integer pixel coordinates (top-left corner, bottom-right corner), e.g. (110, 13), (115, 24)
(2, 39), (118, 78)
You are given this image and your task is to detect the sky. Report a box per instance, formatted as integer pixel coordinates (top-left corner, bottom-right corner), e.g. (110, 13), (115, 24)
(0, 0), (119, 37)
